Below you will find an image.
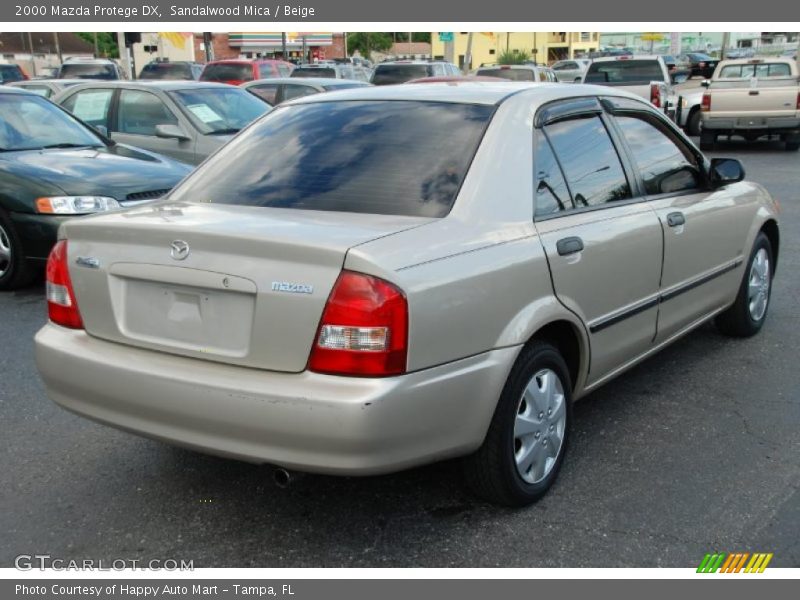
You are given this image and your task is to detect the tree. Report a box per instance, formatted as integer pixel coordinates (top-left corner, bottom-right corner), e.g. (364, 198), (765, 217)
(75, 32), (119, 58)
(497, 50), (531, 65)
(346, 32), (393, 58)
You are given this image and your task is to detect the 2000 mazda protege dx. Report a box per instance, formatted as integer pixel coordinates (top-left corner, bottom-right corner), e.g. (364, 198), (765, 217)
(35, 83), (779, 506)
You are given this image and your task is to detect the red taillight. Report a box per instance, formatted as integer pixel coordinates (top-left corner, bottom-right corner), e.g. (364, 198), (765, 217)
(702, 92), (712, 112)
(309, 271), (408, 377)
(650, 83), (662, 108)
(46, 240), (83, 329)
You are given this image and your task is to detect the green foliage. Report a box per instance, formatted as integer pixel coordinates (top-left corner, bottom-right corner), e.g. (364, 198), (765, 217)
(497, 50), (531, 65)
(346, 32), (393, 57)
(75, 32), (118, 58)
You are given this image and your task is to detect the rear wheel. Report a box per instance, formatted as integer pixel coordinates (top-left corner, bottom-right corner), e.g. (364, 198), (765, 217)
(0, 209), (37, 291)
(715, 232), (773, 337)
(699, 130), (716, 151)
(687, 109), (702, 137)
(463, 341), (572, 506)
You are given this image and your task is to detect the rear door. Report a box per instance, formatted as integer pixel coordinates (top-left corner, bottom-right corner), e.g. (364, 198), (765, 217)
(610, 106), (749, 341)
(533, 99), (663, 384)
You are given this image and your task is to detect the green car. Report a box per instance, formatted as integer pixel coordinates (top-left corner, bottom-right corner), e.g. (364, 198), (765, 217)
(0, 87), (192, 290)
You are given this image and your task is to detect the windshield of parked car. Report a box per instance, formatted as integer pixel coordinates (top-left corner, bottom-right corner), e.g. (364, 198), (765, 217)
(200, 63), (253, 82)
(584, 60), (663, 85)
(372, 64), (432, 85)
(476, 67), (535, 81)
(59, 63), (117, 80)
(140, 63), (194, 80)
(168, 87), (270, 134)
(0, 65), (26, 83)
(688, 54), (714, 61)
(0, 93), (104, 152)
(170, 100), (494, 217)
(292, 67), (337, 78)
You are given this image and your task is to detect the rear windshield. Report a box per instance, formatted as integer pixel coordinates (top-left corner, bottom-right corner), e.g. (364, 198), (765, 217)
(0, 65), (25, 83)
(477, 68), (535, 81)
(584, 60), (663, 85)
(140, 63), (193, 80)
(200, 63), (253, 82)
(170, 100), (494, 217)
(372, 65), (432, 85)
(292, 67), (337, 78)
(719, 63), (792, 78)
(59, 63), (117, 80)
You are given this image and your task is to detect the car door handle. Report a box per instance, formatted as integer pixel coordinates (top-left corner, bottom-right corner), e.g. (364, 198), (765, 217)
(556, 236), (584, 256)
(748, 90), (760, 96)
(667, 212), (685, 227)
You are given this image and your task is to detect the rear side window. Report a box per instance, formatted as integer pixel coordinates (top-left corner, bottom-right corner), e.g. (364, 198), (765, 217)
(615, 116), (700, 195)
(201, 63), (253, 82)
(281, 84), (319, 101)
(534, 132), (572, 217)
(544, 116), (631, 208)
(584, 60), (663, 85)
(372, 65), (431, 85)
(477, 68), (535, 81)
(170, 100), (494, 217)
(247, 83), (280, 105)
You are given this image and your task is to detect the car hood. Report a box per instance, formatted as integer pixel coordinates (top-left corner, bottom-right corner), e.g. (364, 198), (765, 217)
(0, 144), (192, 200)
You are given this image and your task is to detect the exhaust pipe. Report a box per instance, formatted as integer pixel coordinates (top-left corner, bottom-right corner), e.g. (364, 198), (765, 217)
(273, 467), (297, 489)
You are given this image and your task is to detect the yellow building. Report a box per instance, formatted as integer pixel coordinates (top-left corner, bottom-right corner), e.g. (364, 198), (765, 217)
(431, 32), (601, 69)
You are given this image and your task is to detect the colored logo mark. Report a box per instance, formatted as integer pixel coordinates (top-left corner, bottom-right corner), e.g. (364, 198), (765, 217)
(697, 552), (773, 573)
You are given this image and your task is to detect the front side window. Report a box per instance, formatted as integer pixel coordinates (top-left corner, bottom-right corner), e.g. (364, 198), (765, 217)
(116, 89), (178, 136)
(615, 115), (700, 195)
(60, 88), (113, 128)
(169, 100), (494, 218)
(544, 115), (631, 207)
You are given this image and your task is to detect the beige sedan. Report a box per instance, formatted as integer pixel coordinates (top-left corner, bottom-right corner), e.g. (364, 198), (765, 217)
(35, 83), (779, 506)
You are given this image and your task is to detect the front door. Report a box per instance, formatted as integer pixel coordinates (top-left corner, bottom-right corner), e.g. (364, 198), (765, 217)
(533, 110), (663, 385)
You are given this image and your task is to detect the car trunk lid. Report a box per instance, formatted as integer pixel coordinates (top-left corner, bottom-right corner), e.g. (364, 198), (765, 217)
(62, 201), (433, 372)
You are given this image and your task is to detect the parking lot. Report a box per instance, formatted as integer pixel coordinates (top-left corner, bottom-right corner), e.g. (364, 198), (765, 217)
(1, 136), (799, 569)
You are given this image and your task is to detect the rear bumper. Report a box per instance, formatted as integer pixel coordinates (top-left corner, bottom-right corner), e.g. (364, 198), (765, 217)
(703, 116), (800, 132)
(35, 324), (517, 475)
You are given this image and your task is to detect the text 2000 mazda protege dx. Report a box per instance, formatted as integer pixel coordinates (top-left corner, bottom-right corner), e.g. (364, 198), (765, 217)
(35, 83), (779, 505)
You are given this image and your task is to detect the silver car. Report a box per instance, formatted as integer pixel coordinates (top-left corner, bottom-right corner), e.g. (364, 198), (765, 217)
(241, 77), (370, 106)
(53, 81), (270, 165)
(35, 83), (779, 506)
(551, 59), (591, 82)
(7, 79), (86, 99)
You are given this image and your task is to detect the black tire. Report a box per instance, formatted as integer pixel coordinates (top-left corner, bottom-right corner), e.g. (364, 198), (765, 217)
(0, 208), (37, 291)
(463, 341), (572, 506)
(699, 130), (716, 151)
(715, 232), (773, 337)
(687, 109), (702, 137)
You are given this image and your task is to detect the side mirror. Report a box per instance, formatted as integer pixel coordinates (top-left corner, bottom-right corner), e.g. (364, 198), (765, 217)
(709, 158), (745, 187)
(701, 79), (711, 88)
(155, 123), (190, 141)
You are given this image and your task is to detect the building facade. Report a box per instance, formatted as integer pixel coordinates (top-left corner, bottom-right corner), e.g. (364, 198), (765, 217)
(0, 32), (93, 77)
(197, 32), (346, 62)
(431, 32), (601, 69)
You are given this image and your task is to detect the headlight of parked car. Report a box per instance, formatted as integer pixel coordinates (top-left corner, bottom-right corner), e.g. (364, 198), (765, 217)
(35, 196), (120, 215)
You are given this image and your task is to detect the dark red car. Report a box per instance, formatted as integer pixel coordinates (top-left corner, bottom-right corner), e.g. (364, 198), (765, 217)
(199, 59), (294, 85)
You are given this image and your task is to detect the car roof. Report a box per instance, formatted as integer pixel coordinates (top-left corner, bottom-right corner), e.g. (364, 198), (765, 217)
(591, 55), (663, 63)
(0, 85), (34, 95)
(242, 77), (367, 87)
(59, 80), (234, 91)
(205, 58), (288, 64)
(478, 65), (540, 70)
(284, 81), (650, 108)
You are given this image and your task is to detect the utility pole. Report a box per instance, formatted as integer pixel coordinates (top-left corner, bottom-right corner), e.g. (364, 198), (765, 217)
(26, 32), (36, 76)
(115, 32), (132, 79)
(203, 32), (213, 62)
(302, 35), (307, 63)
(464, 32), (474, 73)
(93, 32), (99, 57)
(52, 32), (63, 65)
(721, 32), (730, 60)
(281, 32), (287, 59)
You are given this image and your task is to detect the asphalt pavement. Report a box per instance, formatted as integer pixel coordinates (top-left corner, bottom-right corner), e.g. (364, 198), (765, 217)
(1, 137), (798, 568)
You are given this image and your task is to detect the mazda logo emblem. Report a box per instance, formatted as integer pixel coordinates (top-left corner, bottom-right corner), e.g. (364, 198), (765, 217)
(170, 240), (190, 261)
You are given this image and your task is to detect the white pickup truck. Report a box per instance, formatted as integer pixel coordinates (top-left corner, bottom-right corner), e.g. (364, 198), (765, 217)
(700, 57), (800, 151)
